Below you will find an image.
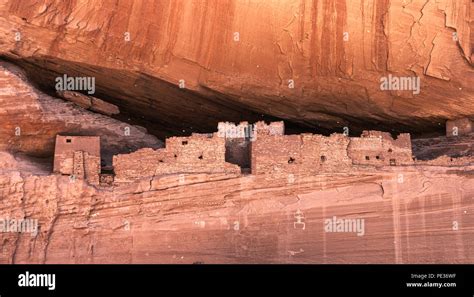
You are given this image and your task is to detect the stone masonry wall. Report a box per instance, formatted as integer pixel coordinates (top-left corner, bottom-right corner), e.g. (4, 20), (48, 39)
(53, 135), (100, 173)
(251, 128), (413, 175)
(348, 131), (413, 166)
(53, 136), (100, 185)
(254, 121), (285, 136)
(113, 133), (240, 183)
(218, 121), (284, 169)
(114, 122), (416, 180)
(251, 133), (352, 175)
(84, 152), (100, 185)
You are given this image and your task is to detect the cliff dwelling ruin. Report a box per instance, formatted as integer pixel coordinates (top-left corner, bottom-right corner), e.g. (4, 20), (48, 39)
(53, 135), (101, 185)
(1, 0), (473, 271)
(52, 119), (474, 187)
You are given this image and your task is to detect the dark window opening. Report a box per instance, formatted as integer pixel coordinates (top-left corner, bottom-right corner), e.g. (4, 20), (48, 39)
(365, 156), (370, 160)
(288, 157), (295, 164)
(224, 139), (251, 171)
(174, 154), (177, 158)
(388, 148), (393, 153)
(159, 160), (164, 163)
(66, 139), (72, 143)
(198, 155), (203, 160)
(182, 141), (188, 145)
(320, 156), (326, 162)
(376, 156), (380, 160)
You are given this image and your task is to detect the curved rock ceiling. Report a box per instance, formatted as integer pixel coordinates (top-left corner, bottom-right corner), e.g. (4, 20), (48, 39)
(0, 0), (473, 138)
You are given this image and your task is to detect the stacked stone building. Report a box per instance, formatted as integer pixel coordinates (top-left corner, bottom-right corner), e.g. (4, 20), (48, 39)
(112, 133), (241, 183)
(249, 123), (413, 175)
(52, 121), (420, 185)
(53, 135), (101, 185)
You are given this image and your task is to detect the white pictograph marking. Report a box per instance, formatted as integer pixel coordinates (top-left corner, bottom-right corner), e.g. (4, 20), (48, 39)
(294, 209), (305, 230)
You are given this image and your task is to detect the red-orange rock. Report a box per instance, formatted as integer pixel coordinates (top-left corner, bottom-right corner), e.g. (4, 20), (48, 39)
(0, 151), (473, 264)
(0, 0), (472, 134)
(0, 62), (162, 161)
(0, 0), (473, 265)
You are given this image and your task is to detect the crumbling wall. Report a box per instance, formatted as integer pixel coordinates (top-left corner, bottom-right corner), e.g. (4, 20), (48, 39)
(251, 127), (414, 175)
(305, 134), (352, 171)
(250, 121), (299, 175)
(446, 118), (473, 137)
(348, 131), (413, 166)
(99, 174), (115, 186)
(251, 133), (351, 175)
(111, 122), (416, 181)
(84, 152), (100, 185)
(254, 121), (285, 136)
(217, 121), (255, 139)
(218, 121), (284, 169)
(113, 133), (240, 183)
(113, 148), (164, 183)
(72, 151), (85, 177)
(251, 134), (301, 175)
(165, 133), (225, 164)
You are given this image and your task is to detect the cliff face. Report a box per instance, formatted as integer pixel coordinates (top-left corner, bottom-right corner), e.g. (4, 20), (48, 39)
(1, 152), (473, 264)
(0, 1), (473, 264)
(0, 0), (472, 136)
(0, 62), (162, 163)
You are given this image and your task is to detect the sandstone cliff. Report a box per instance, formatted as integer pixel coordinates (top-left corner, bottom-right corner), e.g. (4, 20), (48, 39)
(1, 150), (473, 264)
(0, 0), (472, 136)
(0, 62), (162, 164)
(0, 0), (473, 265)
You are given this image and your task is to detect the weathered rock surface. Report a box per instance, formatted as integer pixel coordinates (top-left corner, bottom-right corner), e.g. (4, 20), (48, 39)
(0, 62), (162, 164)
(413, 132), (474, 160)
(57, 90), (120, 116)
(0, 0), (472, 136)
(0, 151), (473, 264)
(0, 0), (473, 265)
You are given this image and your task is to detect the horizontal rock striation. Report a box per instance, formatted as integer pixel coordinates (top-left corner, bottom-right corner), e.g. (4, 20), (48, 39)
(0, 0), (473, 265)
(57, 90), (120, 116)
(0, 151), (473, 263)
